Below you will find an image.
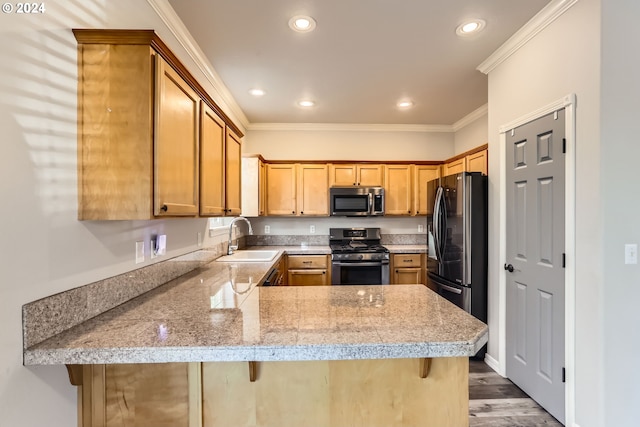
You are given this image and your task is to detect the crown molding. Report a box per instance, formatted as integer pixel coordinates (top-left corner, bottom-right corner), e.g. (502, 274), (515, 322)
(499, 93), (576, 134)
(452, 104), (488, 132)
(477, 0), (580, 75)
(245, 122), (454, 133)
(146, 0), (249, 130)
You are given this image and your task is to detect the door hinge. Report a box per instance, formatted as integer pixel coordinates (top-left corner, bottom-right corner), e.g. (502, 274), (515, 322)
(562, 138), (566, 154)
(562, 253), (566, 268)
(562, 367), (566, 383)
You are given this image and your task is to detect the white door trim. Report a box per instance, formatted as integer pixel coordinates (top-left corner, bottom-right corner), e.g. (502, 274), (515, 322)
(496, 93), (576, 426)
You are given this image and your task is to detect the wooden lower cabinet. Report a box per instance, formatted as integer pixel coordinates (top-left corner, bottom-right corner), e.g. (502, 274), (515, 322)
(287, 255), (330, 286)
(391, 253), (425, 285)
(75, 357), (469, 427)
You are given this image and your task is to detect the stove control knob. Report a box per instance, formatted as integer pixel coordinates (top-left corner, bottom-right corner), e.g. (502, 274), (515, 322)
(358, 254), (363, 260)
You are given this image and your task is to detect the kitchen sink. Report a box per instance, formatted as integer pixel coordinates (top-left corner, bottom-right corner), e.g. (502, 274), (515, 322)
(215, 250), (279, 262)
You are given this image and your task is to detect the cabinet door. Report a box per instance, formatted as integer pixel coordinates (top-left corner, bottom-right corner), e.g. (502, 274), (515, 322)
(384, 165), (412, 215)
(393, 268), (422, 285)
(358, 164), (384, 186)
(466, 149), (488, 175)
(298, 164), (328, 216)
(442, 158), (465, 177)
(414, 165), (440, 216)
(287, 269), (328, 286)
(199, 102), (225, 216)
(329, 164), (357, 186)
(154, 56), (199, 216)
(266, 164), (297, 215)
(225, 128), (242, 215)
(259, 160), (266, 216)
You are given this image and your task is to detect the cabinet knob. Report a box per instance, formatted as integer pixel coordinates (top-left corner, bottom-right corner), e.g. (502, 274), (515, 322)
(160, 204), (168, 212)
(408, 210), (411, 213)
(292, 210), (295, 214)
(300, 211), (304, 215)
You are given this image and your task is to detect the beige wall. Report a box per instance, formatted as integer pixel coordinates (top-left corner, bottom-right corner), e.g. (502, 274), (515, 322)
(454, 113), (488, 154)
(244, 128), (455, 160)
(487, 0), (602, 425)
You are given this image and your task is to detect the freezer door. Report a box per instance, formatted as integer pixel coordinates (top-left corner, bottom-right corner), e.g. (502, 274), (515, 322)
(428, 272), (471, 313)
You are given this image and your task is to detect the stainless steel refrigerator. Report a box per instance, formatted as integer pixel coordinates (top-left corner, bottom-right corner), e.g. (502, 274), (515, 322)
(427, 172), (488, 355)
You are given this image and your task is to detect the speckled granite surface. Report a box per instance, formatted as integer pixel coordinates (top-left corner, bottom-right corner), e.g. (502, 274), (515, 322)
(24, 251), (487, 365)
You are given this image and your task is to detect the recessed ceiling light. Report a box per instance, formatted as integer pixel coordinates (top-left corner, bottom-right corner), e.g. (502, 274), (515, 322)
(298, 100), (315, 107)
(397, 100), (414, 109)
(456, 19), (486, 37)
(289, 15), (317, 33)
(248, 88), (266, 97)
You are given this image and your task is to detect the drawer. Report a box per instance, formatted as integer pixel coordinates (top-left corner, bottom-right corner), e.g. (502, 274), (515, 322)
(287, 255), (328, 269)
(393, 254), (422, 267)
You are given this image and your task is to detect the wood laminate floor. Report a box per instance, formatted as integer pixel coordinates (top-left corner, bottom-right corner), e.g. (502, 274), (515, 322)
(469, 360), (564, 426)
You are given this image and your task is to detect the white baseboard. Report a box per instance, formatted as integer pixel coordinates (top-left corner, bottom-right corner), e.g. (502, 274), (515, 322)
(483, 353), (504, 376)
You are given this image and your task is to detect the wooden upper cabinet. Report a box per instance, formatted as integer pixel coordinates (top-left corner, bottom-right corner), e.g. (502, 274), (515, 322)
(329, 164), (384, 186)
(384, 165), (413, 215)
(266, 164), (297, 215)
(225, 128), (242, 216)
(199, 101), (225, 216)
(466, 149), (488, 175)
(442, 157), (465, 177)
(154, 55), (200, 217)
(298, 164), (328, 216)
(414, 165), (440, 216)
(73, 29), (243, 220)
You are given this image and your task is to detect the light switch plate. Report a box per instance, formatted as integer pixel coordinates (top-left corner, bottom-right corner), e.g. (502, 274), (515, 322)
(135, 241), (145, 264)
(625, 243), (637, 264)
(157, 234), (167, 256)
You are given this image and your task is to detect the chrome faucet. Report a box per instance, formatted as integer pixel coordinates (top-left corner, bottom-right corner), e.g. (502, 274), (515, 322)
(227, 217), (253, 255)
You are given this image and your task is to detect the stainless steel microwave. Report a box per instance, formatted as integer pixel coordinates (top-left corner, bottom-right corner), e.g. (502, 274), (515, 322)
(329, 187), (385, 216)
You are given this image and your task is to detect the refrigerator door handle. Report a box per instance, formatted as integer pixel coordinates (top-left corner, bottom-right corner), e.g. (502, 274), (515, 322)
(433, 187), (443, 260)
(436, 187), (446, 259)
(439, 283), (463, 295)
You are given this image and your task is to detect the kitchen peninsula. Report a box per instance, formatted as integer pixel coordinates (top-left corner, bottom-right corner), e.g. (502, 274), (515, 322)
(24, 250), (488, 427)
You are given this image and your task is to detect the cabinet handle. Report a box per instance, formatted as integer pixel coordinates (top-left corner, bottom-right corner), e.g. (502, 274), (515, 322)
(408, 210), (411, 213)
(301, 211), (304, 215)
(292, 211), (295, 214)
(403, 259), (412, 263)
(160, 204), (168, 212)
(417, 211), (420, 214)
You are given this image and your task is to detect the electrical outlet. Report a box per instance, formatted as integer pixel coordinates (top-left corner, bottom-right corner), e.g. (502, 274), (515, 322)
(625, 243), (638, 264)
(310, 225), (316, 234)
(418, 224), (424, 233)
(157, 235), (167, 256)
(150, 236), (157, 259)
(135, 241), (145, 264)
(197, 232), (203, 247)
(264, 225), (271, 234)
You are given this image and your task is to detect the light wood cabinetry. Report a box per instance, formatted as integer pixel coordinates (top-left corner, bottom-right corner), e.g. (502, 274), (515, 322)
(414, 165), (440, 216)
(154, 55), (200, 217)
(384, 164), (413, 215)
(298, 164), (329, 215)
(442, 146), (488, 178)
(329, 164), (384, 186)
(200, 102), (225, 216)
(287, 255), (330, 286)
(442, 157), (465, 176)
(76, 357), (469, 427)
(225, 128), (242, 215)
(465, 149), (488, 175)
(266, 163), (329, 216)
(73, 29), (243, 220)
(265, 164), (297, 215)
(391, 254), (425, 285)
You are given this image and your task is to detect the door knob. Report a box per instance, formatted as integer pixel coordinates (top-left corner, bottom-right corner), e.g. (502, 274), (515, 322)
(504, 263), (515, 273)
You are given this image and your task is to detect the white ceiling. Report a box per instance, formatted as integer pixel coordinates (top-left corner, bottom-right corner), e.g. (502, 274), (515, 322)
(167, 0), (551, 126)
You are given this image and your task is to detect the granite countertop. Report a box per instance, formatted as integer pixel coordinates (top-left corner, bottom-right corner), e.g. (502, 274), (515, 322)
(247, 245), (426, 254)
(24, 248), (486, 366)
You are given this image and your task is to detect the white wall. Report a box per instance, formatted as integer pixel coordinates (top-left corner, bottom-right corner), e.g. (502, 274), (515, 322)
(600, 1), (640, 426)
(0, 2), (241, 426)
(487, 0), (603, 425)
(454, 113), (488, 154)
(244, 128), (455, 161)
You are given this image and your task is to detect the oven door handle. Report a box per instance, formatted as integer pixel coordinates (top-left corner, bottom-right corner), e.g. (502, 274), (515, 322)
(332, 261), (389, 267)
(439, 283), (463, 295)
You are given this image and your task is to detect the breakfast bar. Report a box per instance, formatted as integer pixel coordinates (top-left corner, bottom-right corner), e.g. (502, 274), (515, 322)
(24, 253), (488, 427)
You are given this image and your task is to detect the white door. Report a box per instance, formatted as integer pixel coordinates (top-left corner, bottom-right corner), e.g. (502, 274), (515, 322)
(505, 109), (565, 423)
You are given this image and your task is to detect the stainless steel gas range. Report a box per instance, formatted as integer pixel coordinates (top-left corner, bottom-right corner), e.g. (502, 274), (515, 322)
(329, 227), (390, 285)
